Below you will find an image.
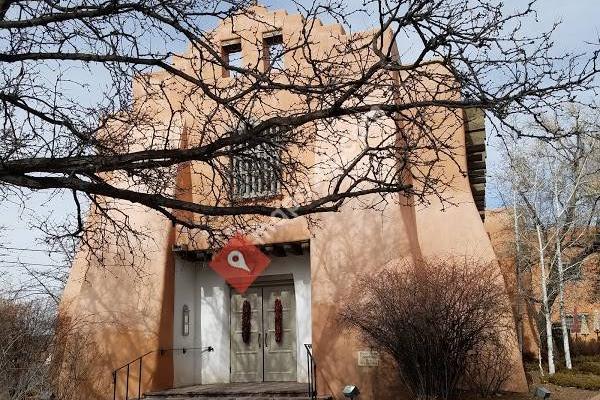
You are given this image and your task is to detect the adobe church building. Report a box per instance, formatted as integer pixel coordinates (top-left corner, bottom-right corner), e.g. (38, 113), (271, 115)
(60, 6), (527, 400)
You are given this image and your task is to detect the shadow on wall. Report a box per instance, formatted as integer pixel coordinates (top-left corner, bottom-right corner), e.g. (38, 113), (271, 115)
(59, 226), (177, 400)
(311, 206), (418, 400)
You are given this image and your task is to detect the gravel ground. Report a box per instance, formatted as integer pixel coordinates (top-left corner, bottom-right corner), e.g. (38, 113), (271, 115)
(533, 382), (600, 400)
(461, 380), (600, 400)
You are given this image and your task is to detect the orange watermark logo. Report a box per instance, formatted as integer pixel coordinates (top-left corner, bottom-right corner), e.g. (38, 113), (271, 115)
(209, 233), (271, 293)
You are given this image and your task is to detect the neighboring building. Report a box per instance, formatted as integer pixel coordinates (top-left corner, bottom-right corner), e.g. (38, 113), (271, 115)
(60, 6), (527, 400)
(486, 209), (600, 359)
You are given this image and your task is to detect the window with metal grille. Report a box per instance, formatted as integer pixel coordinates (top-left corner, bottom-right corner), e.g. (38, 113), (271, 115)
(565, 313), (589, 330)
(231, 128), (281, 199)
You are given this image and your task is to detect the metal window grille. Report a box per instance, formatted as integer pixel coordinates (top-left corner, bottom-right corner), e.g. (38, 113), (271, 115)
(232, 127), (281, 199)
(565, 314), (589, 330)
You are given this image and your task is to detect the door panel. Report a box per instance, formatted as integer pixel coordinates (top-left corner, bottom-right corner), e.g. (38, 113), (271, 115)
(263, 285), (297, 382)
(230, 284), (298, 383)
(230, 288), (263, 382)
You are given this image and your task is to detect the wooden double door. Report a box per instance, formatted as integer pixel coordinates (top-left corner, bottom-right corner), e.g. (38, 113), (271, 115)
(230, 284), (297, 382)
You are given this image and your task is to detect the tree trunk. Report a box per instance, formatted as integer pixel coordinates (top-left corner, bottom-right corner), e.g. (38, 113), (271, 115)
(538, 344), (545, 377)
(557, 245), (572, 369)
(555, 186), (572, 370)
(513, 191), (524, 354)
(537, 224), (555, 374)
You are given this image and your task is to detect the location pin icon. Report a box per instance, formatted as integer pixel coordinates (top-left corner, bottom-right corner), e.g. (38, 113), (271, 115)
(227, 250), (251, 272)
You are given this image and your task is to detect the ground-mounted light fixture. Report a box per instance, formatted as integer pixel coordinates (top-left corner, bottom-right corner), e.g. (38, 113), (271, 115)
(534, 386), (551, 399)
(182, 305), (190, 336)
(342, 385), (360, 399)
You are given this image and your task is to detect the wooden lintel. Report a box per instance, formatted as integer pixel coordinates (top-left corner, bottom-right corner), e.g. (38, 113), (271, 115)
(175, 240), (310, 261)
(288, 243), (303, 255)
(272, 244), (287, 257)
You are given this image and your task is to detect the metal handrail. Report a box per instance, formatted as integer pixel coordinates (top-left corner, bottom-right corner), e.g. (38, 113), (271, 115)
(112, 346), (214, 400)
(304, 344), (317, 400)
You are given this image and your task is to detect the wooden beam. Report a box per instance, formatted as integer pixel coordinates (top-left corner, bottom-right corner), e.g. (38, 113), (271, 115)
(288, 242), (303, 255)
(271, 244), (286, 257)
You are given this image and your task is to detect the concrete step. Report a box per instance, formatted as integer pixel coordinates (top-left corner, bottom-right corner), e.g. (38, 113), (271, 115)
(144, 397), (332, 400)
(143, 383), (331, 400)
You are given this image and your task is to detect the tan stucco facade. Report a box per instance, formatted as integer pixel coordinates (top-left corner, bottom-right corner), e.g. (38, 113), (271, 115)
(61, 6), (527, 399)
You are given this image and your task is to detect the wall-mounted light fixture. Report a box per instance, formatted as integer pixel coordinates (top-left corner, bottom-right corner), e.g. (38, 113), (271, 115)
(182, 305), (190, 336)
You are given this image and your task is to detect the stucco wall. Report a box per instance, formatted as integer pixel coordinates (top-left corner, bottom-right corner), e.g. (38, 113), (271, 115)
(310, 204), (419, 400)
(60, 202), (175, 399)
(410, 105), (526, 393)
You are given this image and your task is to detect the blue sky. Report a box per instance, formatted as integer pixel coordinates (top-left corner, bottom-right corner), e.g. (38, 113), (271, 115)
(1, 1), (599, 289)
(485, 1), (600, 207)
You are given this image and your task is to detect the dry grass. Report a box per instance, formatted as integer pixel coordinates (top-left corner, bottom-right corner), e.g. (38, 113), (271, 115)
(469, 356), (600, 400)
(459, 382), (599, 400)
(547, 372), (600, 390)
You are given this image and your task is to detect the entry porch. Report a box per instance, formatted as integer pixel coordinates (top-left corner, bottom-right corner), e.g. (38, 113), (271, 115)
(172, 241), (312, 387)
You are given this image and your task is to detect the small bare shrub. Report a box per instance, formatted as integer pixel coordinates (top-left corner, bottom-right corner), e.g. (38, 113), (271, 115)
(0, 297), (101, 400)
(48, 314), (102, 400)
(571, 337), (600, 357)
(0, 298), (55, 400)
(339, 258), (512, 400)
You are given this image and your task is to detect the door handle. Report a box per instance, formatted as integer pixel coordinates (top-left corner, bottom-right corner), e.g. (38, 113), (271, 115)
(264, 332), (268, 348)
(258, 333), (261, 348)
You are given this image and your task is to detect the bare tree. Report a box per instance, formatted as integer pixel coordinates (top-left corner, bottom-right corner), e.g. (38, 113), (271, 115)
(536, 222), (556, 373)
(493, 105), (600, 372)
(0, 0), (599, 256)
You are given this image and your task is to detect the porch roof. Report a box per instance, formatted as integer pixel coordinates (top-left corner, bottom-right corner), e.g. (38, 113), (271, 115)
(173, 239), (310, 262)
